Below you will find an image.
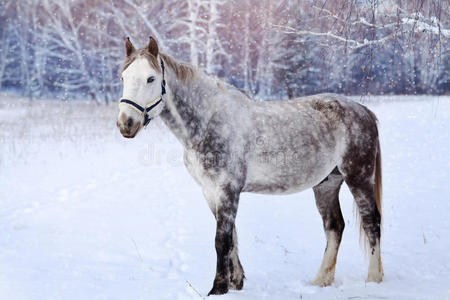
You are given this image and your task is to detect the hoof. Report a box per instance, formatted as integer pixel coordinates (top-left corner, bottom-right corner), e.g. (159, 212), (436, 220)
(310, 273), (334, 287)
(366, 272), (383, 283)
(208, 280), (229, 296)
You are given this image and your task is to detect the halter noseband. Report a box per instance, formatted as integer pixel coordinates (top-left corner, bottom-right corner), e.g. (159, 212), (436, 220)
(119, 59), (167, 127)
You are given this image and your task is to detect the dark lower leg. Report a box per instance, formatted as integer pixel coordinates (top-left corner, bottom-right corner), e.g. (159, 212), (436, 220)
(349, 184), (383, 283)
(208, 224), (233, 295)
(360, 205), (383, 282)
(208, 198), (239, 296)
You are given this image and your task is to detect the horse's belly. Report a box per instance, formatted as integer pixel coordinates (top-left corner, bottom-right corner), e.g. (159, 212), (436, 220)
(243, 148), (337, 195)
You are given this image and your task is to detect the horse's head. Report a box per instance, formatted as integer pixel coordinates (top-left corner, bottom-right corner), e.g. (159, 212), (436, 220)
(117, 37), (166, 138)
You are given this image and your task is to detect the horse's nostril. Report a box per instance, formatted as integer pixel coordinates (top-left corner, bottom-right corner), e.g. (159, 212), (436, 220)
(127, 117), (133, 128)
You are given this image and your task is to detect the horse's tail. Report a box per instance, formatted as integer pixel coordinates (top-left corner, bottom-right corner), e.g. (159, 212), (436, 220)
(374, 140), (382, 231)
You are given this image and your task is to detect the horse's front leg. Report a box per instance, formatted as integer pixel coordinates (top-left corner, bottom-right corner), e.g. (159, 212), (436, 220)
(206, 184), (240, 296)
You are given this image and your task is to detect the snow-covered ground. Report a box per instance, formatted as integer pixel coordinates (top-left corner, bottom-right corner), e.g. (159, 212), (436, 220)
(0, 94), (449, 300)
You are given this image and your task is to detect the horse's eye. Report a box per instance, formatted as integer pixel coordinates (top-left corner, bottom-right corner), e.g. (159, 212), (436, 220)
(147, 76), (155, 83)
(120, 77), (123, 81)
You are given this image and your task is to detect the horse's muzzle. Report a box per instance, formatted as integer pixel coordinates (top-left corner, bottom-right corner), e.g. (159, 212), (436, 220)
(120, 127), (139, 138)
(117, 115), (141, 138)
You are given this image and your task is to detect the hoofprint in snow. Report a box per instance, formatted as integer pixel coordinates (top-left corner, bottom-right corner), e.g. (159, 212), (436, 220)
(0, 94), (449, 299)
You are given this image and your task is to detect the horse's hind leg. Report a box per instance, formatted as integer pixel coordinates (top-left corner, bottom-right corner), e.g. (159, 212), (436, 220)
(346, 179), (383, 282)
(311, 167), (344, 286)
(340, 144), (383, 283)
(345, 179), (383, 282)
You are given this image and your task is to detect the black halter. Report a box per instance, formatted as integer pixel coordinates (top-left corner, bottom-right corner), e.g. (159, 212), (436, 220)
(120, 59), (167, 127)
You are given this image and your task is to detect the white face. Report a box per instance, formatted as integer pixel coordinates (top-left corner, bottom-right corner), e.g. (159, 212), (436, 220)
(117, 57), (164, 138)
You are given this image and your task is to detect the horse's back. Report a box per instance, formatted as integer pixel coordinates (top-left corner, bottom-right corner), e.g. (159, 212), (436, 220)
(275, 93), (378, 145)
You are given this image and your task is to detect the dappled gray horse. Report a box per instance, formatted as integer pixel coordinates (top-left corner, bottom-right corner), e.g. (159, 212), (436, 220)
(116, 37), (383, 295)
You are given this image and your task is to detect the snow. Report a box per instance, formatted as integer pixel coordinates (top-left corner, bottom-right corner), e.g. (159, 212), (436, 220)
(1, 94), (449, 299)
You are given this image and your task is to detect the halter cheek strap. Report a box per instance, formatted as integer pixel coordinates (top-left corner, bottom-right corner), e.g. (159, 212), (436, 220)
(119, 59), (167, 127)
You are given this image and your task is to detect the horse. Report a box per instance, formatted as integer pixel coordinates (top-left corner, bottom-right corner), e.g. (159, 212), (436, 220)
(116, 37), (383, 295)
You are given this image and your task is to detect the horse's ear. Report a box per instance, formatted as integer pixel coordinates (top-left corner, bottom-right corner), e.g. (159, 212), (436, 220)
(125, 37), (135, 57)
(148, 36), (159, 57)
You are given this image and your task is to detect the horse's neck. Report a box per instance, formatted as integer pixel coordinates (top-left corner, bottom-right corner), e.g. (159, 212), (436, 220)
(160, 66), (220, 148)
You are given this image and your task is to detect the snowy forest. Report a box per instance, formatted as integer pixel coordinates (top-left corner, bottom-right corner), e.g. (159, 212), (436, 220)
(0, 0), (448, 101)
